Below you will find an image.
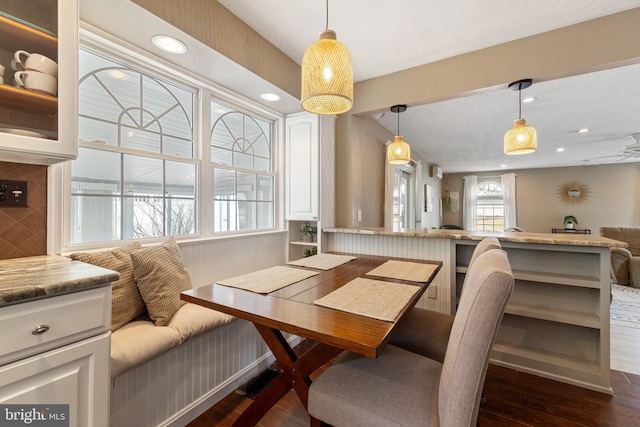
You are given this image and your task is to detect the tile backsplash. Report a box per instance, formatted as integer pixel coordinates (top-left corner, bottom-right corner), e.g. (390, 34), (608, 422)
(0, 161), (47, 260)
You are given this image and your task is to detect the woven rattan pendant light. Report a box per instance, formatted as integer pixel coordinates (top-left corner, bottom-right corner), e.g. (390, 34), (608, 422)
(504, 79), (537, 155)
(387, 105), (411, 164)
(301, 0), (353, 115)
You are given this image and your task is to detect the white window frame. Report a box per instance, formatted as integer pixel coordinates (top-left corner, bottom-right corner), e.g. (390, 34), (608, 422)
(475, 180), (504, 232)
(48, 26), (284, 254)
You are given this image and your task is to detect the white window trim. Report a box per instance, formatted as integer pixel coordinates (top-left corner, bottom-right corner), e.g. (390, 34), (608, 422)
(49, 24), (285, 254)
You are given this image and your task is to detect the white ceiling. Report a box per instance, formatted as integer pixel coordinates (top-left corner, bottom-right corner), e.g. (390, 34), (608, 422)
(81, 0), (640, 172)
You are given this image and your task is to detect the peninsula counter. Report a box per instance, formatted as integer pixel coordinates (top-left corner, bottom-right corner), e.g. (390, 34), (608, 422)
(324, 227), (627, 394)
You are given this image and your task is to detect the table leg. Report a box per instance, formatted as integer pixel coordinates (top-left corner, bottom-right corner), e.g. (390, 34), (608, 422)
(231, 324), (341, 427)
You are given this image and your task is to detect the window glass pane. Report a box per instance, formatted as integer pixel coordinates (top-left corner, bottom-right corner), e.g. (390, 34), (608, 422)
(257, 175), (273, 201)
(237, 172), (256, 201)
(167, 198), (196, 235)
(72, 147), (121, 195)
(166, 161), (196, 198)
(238, 201), (256, 230)
(214, 169), (235, 200)
(71, 195), (121, 243)
(128, 196), (164, 238)
(123, 155), (163, 196)
(79, 117), (118, 146)
(214, 200), (236, 232)
(257, 202), (273, 229)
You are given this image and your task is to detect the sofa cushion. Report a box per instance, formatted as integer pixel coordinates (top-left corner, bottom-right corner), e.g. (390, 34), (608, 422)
(132, 237), (193, 326)
(167, 303), (235, 343)
(70, 242), (145, 331)
(110, 319), (181, 377)
(600, 227), (640, 256)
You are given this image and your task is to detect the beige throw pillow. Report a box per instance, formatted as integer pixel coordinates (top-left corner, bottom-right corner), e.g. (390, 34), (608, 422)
(131, 237), (193, 326)
(70, 242), (144, 332)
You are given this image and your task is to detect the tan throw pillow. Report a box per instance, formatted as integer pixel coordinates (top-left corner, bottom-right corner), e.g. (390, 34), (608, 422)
(131, 237), (193, 326)
(70, 242), (144, 332)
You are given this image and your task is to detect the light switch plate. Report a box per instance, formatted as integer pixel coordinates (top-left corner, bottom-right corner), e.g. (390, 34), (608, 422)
(0, 180), (28, 207)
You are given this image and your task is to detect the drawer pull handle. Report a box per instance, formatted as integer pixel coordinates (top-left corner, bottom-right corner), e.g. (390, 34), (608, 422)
(31, 325), (50, 335)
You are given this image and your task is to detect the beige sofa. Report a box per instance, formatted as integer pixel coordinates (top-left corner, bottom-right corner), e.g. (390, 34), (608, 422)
(599, 227), (640, 287)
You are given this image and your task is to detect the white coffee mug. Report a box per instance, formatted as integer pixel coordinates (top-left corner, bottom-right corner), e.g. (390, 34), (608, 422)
(0, 77), (4, 85)
(14, 51), (58, 78)
(14, 71), (57, 96)
(0, 64), (5, 77)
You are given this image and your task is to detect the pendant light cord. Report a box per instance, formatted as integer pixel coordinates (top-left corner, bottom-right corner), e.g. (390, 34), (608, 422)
(518, 84), (522, 119)
(325, 0), (329, 30)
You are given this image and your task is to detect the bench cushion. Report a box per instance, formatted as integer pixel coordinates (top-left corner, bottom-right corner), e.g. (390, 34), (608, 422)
(110, 319), (181, 377)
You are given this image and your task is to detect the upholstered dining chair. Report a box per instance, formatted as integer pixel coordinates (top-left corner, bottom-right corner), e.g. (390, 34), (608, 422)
(308, 249), (514, 427)
(389, 237), (502, 361)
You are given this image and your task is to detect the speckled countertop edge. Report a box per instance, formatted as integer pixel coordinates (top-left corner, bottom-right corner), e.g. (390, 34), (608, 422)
(0, 255), (119, 306)
(323, 227), (628, 248)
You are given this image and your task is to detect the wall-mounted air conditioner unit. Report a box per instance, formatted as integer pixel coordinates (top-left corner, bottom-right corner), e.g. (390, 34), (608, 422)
(431, 166), (443, 180)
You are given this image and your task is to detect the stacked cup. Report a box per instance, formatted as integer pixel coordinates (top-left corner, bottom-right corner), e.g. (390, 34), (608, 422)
(13, 50), (58, 97)
(0, 63), (4, 85)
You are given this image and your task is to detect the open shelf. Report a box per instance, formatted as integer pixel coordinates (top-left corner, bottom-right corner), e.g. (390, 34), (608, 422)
(505, 302), (600, 328)
(0, 14), (57, 60)
(492, 341), (601, 375)
(290, 240), (318, 247)
(0, 85), (57, 114)
(456, 265), (600, 288)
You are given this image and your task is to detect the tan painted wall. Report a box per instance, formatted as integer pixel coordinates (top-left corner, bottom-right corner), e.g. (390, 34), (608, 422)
(441, 163), (640, 234)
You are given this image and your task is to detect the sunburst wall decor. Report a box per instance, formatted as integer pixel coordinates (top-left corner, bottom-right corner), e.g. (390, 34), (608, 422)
(556, 181), (591, 205)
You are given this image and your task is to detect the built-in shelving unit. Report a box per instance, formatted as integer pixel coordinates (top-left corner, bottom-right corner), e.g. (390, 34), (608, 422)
(454, 240), (611, 394)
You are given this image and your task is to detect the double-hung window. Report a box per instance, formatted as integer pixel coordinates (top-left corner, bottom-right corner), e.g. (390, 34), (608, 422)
(210, 99), (274, 232)
(475, 181), (504, 232)
(71, 48), (196, 244)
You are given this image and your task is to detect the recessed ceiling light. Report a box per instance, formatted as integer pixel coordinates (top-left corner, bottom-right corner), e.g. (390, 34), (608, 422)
(578, 128), (590, 133)
(556, 147), (565, 152)
(152, 35), (187, 54)
(260, 93), (281, 102)
(214, 108), (228, 114)
(500, 164), (507, 168)
(522, 96), (537, 103)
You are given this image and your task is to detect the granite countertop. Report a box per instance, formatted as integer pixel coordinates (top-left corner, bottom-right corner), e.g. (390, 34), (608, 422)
(0, 255), (119, 306)
(324, 227), (628, 248)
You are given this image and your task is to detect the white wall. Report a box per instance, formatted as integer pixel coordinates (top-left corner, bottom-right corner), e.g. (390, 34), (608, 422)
(441, 163), (640, 233)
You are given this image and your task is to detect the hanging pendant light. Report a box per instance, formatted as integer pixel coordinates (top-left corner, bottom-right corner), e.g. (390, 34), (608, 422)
(387, 105), (411, 164)
(504, 78), (537, 155)
(301, 0), (353, 115)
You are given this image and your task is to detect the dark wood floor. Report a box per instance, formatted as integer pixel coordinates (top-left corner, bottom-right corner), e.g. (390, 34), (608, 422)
(188, 343), (640, 427)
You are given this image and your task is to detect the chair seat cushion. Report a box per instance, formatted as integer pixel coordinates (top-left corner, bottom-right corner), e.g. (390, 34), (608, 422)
(309, 345), (441, 427)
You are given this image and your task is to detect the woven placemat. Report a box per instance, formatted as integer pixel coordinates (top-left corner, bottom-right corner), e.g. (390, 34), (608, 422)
(287, 253), (357, 270)
(366, 260), (438, 282)
(217, 266), (319, 294)
(313, 277), (419, 322)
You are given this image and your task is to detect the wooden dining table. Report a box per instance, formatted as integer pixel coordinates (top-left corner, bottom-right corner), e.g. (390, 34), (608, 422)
(181, 252), (442, 426)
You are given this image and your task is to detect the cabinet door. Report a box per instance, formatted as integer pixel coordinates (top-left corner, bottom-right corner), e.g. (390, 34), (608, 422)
(0, 332), (110, 427)
(286, 113), (319, 220)
(0, 0), (78, 165)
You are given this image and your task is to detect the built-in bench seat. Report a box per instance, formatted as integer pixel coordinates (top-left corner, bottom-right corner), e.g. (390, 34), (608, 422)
(70, 237), (288, 426)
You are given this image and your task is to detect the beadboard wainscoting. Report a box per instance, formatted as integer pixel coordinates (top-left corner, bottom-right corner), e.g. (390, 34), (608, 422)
(327, 232), (453, 315)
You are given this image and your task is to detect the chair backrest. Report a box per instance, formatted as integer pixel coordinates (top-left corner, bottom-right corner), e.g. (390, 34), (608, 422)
(438, 249), (514, 427)
(460, 237), (502, 295)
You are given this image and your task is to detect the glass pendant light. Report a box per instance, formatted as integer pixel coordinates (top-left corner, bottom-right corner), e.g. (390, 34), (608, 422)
(504, 79), (537, 155)
(387, 105), (411, 164)
(301, 0), (353, 115)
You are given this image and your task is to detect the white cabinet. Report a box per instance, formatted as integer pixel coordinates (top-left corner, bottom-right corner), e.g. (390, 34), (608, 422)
(285, 112), (335, 260)
(455, 240), (612, 394)
(0, 0), (78, 165)
(0, 286), (111, 426)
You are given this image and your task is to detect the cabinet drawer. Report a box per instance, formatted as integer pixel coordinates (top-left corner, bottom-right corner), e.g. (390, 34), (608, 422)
(0, 286), (111, 366)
